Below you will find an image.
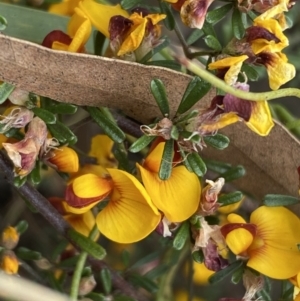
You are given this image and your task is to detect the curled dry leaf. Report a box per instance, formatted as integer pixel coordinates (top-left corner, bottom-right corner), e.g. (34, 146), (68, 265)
(0, 34), (300, 202)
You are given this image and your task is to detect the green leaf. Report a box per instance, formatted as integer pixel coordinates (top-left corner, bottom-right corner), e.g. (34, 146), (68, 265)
(218, 191), (244, 207)
(170, 125), (179, 140)
(94, 30), (106, 56)
(46, 103), (78, 115)
(128, 273), (158, 293)
(48, 121), (77, 145)
(209, 260), (243, 284)
(231, 264), (244, 284)
(16, 247), (42, 260)
(204, 134), (230, 150)
(187, 152), (207, 177)
(100, 268), (112, 295)
(158, 139), (174, 180)
(129, 135), (155, 153)
(130, 250), (162, 270)
(220, 165), (245, 182)
(0, 82), (15, 104)
(232, 8), (245, 39)
(144, 264), (170, 280)
(87, 107), (125, 143)
(177, 77), (211, 115)
(173, 222), (190, 250)
(0, 15), (8, 30)
(202, 21), (216, 37)
(121, 0), (141, 10)
(114, 296), (135, 301)
(121, 249), (130, 268)
(150, 79), (170, 116)
(203, 159), (231, 174)
(67, 229), (106, 260)
(32, 107), (56, 124)
(13, 176), (27, 188)
(145, 60), (181, 72)
(187, 29), (204, 45)
(85, 293), (106, 301)
(113, 143), (132, 172)
(15, 220), (28, 235)
(241, 64), (259, 81)
(160, 2), (175, 30)
(139, 37), (169, 63)
(192, 249), (204, 263)
(203, 35), (222, 51)
(206, 4), (233, 24)
(28, 162), (41, 185)
(263, 194), (300, 207)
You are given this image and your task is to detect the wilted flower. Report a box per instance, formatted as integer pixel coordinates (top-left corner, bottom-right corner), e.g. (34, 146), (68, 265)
(0, 226), (19, 250)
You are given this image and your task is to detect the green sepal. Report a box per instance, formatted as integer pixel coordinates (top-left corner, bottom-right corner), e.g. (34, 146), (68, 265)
(263, 194), (300, 207)
(0, 15), (7, 30)
(16, 247), (42, 260)
(192, 249), (204, 263)
(232, 8), (245, 39)
(218, 191), (244, 207)
(209, 260), (244, 284)
(170, 125), (179, 140)
(28, 162), (41, 185)
(13, 175), (27, 188)
(100, 268), (112, 295)
(206, 4), (233, 24)
(173, 222), (190, 250)
(48, 121), (77, 145)
(15, 220), (29, 235)
(204, 35), (222, 51)
(158, 139), (174, 180)
(176, 77), (211, 115)
(139, 37), (169, 64)
(87, 107), (125, 143)
(145, 60), (181, 72)
(0, 82), (15, 104)
(67, 229), (106, 260)
(129, 135), (155, 153)
(32, 107), (56, 124)
(241, 64), (259, 81)
(159, 2), (175, 30)
(231, 264), (244, 284)
(120, 0), (141, 10)
(150, 79), (170, 116)
(187, 152), (207, 177)
(204, 134), (230, 150)
(220, 165), (245, 182)
(46, 103), (78, 115)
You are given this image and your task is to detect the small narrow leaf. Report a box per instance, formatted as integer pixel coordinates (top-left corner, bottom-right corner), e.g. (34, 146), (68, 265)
(128, 274), (158, 293)
(173, 222), (190, 250)
(232, 8), (245, 39)
(203, 159), (231, 174)
(87, 107), (125, 143)
(206, 4), (233, 24)
(150, 79), (170, 116)
(67, 229), (106, 260)
(129, 135), (156, 153)
(100, 268), (112, 295)
(218, 191), (244, 207)
(113, 143), (132, 172)
(231, 264), (244, 284)
(16, 247), (42, 260)
(170, 126), (179, 140)
(15, 220), (29, 235)
(177, 77), (211, 115)
(121, 0), (141, 10)
(94, 30), (106, 56)
(241, 64), (259, 81)
(220, 165), (246, 182)
(0, 82), (14, 104)
(204, 35), (222, 51)
(209, 260), (243, 284)
(187, 29), (204, 45)
(192, 249), (204, 263)
(187, 152), (207, 177)
(48, 121), (77, 144)
(145, 60), (181, 71)
(13, 176), (27, 188)
(204, 134), (230, 150)
(263, 194), (300, 206)
(0, 15), (8, 30)
(29, 163), (41, 185)
(32, 107), (56, 124)
(159, 139), (174, 180)
(160, 2), (175, 30)
(47, 103), (78, 114)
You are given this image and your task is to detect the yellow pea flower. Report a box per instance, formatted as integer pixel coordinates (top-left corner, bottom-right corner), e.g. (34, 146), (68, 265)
(136, 142), (201, 222)
(221, 206), (300, 279)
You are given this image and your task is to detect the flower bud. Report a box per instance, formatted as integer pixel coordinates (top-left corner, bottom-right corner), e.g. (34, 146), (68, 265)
(78, 275), (97, 296)
(0, 250), (19, 274)
(1, 226), (19, 250)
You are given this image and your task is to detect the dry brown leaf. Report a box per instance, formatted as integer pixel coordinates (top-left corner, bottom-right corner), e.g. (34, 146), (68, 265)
(1, 34), (300, 201)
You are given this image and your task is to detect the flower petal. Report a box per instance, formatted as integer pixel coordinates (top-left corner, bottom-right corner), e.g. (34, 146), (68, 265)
(96, 169), (160, 243)
(248, 206), (300, 279)
(226, 228), (254, 255)
(137, 164), (201, 222)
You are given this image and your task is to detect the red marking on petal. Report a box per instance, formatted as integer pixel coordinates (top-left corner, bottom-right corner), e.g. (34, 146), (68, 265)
(42, 30), (72, 48)
(221, 223), (257, 238)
